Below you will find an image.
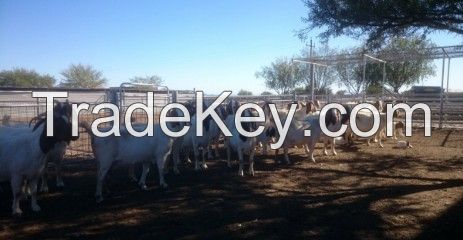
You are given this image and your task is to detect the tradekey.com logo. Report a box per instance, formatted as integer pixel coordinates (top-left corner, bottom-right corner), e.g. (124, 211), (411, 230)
(32, 91), (432, 149)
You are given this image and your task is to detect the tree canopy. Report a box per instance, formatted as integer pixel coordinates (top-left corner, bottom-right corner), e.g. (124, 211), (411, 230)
(298, 44), (337, 94)
(299, 0), (463, 46)
(0, 68), (55, 88)
(260, 91), (274, 96)
(364, 36), (435, 93)
(130, 75), (163, 86)
(255, 58), (303, 95)
(237, 89), (253, 96)
(60, 64), (106, 88)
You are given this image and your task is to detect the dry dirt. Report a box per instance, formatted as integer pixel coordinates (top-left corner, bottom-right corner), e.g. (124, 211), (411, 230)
(1, 128), (462, 240)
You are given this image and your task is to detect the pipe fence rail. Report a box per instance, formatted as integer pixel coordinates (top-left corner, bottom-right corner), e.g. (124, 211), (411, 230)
(1, 87), (462, 158)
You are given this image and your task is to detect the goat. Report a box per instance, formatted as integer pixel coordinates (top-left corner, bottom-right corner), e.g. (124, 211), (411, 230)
(255, 101), (277, 155)
(170, 101), (196, 174)
(393, 120), (405, 139)
(224, 103), (258, 176)
(172, 100), (224, 171)
(206, 103), (229, 159)
(81, 108), (185, 203)
(0, 102), (77, 215)
(346, 110), (392, 148)
(276, 108), (341, 163)
(396, 140), (413, 149)
(320, 105), (352, 156)
(29, 101), (73, 193)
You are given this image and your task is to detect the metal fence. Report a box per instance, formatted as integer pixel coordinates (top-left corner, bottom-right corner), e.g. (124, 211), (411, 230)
(1, 87), (462, 159)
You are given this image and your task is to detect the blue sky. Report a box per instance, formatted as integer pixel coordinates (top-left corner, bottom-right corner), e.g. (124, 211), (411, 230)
(1, 0), (462, 94)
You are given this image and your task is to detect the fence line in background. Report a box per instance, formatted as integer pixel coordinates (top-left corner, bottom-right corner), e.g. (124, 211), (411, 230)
(1, 88), (462, 159)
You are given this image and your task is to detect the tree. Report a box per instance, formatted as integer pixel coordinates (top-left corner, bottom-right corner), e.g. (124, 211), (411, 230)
(335, 90), (347, 96)
(60, 64), (106, 88)
(382, 37), (435, 92)
(260, 91), (274, 96)
(237, 89), (253, 96)
(130, 75), (163, 86)
(255, 58), (303, 95)
(299, 0), (463, 46)
(334, 49), (366, 95)
(298, 44), (338, 93)
(365, 36), (435, 93)
(0, 68), (55, 87)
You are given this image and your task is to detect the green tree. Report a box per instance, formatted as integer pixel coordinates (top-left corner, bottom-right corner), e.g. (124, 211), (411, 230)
(237, 89), (253, 96)
(365, 36), (435, 93)
(335, 90), (347, 96)
(260, 91), (274, 96)
(299, 0), (463, 46)
(60, 64), (106, 88)
(298, 44), (337, 93)
(130, 75), (163, 86)
(0, 68), (55, 87)
(256, 58), (303, 95)
(334, 49), (366, 95)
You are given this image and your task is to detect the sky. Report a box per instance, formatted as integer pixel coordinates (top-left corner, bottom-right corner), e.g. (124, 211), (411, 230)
(1, 0), (462, 94)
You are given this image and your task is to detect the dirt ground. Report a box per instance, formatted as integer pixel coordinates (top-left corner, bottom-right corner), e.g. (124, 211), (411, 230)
(1, 128), (462, 240)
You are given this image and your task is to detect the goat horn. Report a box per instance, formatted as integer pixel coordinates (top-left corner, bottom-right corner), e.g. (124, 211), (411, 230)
(29, 112), (47, 127)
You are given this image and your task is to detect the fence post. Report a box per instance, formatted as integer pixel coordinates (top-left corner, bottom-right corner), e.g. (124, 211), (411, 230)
(439, 57), (445, 129)
(36, 97), (40, 116)
(172, 90), (178, 103)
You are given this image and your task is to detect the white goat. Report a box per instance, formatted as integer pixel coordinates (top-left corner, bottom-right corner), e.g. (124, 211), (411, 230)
(224, 104), (258, 176)
(0, 103), (77, 215)
(255, 102), (277, 155)
(172, 101), (224, 171)
(29, 109), (71, 193)
(320, 105), (352, 156)
(276, 108), (342, 163)
(346, 109), (391, 148)
(82, 108), (185, 203)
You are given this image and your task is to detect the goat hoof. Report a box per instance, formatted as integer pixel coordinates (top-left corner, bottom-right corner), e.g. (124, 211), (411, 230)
(380, 145), (384, 148)
(32, 204), (41, 212)
(139, 184), (148, 191)
(333, 152), (338, 156)
(238, 170), (244, 177)
(201, 163), (208, 170)
(248, 169), (255, 176)
(12, 209), (23, 217)
(323, 151), (328, 156)
(39, 187), (49, 193)
(95, 196), (104, 203)
(56, 181), (65, 188)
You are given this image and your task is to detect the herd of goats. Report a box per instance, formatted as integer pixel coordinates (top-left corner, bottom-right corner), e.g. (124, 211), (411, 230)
(0, 98), (408, 216)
